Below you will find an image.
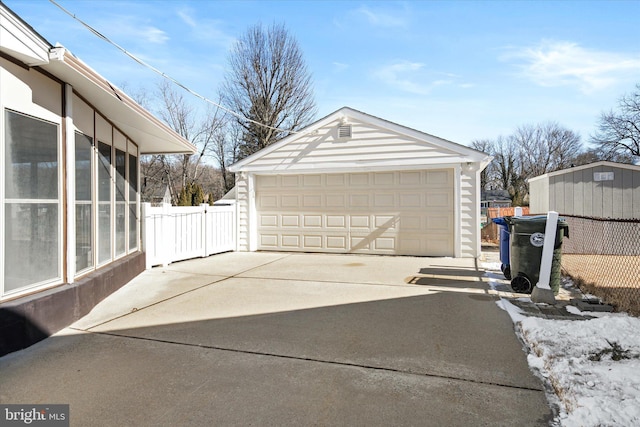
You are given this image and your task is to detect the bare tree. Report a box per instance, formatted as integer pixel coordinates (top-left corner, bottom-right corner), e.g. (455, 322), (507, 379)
(591, 84), (640, 162)
(475, 122), (583, 206)
(153, 81), (227, 203)
(221, 23), (317, 160)
(514, 122), (582, 178)
(211, 120), (243, 194)
(470, 139), (494, 191)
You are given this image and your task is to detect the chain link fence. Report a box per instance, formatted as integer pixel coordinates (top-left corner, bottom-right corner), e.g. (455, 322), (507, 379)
(561, 215), (640, 316)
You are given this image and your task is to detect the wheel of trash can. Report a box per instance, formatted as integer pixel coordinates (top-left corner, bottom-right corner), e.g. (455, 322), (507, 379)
(503, 265), (512, 280)
(511, 274), (532, 293)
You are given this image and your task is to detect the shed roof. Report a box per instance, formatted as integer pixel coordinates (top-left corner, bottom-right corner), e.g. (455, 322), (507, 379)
(230, 107), (491, 173)
(528, 161), (640, 183)
(0, 3), (195, 155)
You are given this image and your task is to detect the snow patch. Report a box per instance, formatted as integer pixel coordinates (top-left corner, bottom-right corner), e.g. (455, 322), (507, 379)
(519, 314), (640, 426)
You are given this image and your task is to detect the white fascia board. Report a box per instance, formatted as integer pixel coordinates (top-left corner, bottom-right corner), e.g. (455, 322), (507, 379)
(0, 5), (50, 66)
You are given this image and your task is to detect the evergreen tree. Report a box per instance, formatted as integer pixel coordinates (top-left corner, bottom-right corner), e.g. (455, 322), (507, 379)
(192, 183), (205, 206)
(177, 182), (192, 206)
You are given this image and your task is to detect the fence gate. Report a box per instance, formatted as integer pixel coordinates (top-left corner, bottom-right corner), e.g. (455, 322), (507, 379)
(141, 203), (236, 269)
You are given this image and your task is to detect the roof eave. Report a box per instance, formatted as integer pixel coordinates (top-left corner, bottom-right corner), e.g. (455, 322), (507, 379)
(41, 49), (196, 155)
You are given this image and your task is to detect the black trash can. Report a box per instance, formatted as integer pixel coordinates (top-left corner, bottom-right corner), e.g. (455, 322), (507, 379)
(505, 215), (569, 294)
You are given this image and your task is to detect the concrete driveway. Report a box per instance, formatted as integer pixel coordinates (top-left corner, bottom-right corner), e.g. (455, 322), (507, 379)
(0, 252), (552, 426)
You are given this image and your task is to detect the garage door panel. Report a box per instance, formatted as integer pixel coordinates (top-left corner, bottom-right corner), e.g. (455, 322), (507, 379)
(426, 170), (451, 186)
(257, 175), (278, 188)
(260, 195), (278, 208)
(426, 214), (453, 231)
(326, 234), (348, 250)
(326, 174), (346, 186)
(256, 169), (455, 256)
(303, 235), (323, 249)
(303, 215), (322, 228)
(400, 171), (421, 185)
(399, 193), (422, 208)
(281, 195), (300, 207)
(303, 174), (322, 186)
(374, 193), (395, 207)
(350, 215), (370, 229)
(350, 173), (370, 186)
(281, 215), (300, 227)
(374, 215), (397, 229)
(349, 234), (371, 252)
(373, 236), (396, 251)
(281, 175), (300, 187)
(426, 192), (452, 208)
(326, 194), (346, 207)
(396, 215), (421, 230)
(349, 194), (370, 208)
(425, 235), (454, 256)
(398, 236), (422, 254)
(326, 215), (346, 228)
(260, 214), (278, 227)
(374, 172), (395, 186)
(260, 234), (279, 248)
(303, 194), (322, 207)
(281, 234), (301, 248)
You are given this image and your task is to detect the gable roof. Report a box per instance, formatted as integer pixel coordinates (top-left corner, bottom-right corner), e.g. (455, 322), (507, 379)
(528, 161), (640, 183)
(0, 3), (195, 155)
(230, 107), (491, 173)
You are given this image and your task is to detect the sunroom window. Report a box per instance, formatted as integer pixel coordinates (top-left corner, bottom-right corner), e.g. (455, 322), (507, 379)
(3, 110), (60, 293)
(75, 132), (93, 273)
(97, 141), (112, 265)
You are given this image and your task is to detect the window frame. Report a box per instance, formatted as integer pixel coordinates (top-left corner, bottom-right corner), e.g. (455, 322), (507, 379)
(2, 109), (63, 297)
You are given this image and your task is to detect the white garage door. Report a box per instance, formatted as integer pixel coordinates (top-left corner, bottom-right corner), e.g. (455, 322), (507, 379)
(256, 169), (455, 256)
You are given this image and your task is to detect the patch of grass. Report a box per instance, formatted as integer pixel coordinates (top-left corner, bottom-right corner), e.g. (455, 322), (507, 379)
(588, 340), (639, 362)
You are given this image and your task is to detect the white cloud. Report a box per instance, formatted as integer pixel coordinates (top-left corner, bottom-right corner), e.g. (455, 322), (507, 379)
(97, 16), (168, 45)
(177, 9), (197, 28)
(175, 7), (234, 48)
(505, 40), (640, 93)
(140, 26), (169, 44)
(373, 61), (462, 95)
(332, 62), (349, 72)
(355, 5), (408, 28)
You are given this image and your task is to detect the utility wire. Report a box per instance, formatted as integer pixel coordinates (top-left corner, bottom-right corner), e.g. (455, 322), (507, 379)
(48, 0), (302, 135)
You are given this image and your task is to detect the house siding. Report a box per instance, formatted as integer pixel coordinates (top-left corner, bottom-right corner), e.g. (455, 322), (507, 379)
(459, 168), (479, 257)
(244, 117), (463, 172)
(235, 173), (251, 251)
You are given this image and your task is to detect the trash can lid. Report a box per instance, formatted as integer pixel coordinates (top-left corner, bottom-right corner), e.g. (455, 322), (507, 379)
(492, 217), (508, 226)
(505, 214), (569, 237)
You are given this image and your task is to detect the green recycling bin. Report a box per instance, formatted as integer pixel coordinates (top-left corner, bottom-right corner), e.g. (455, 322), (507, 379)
(505, 215), (569, 294)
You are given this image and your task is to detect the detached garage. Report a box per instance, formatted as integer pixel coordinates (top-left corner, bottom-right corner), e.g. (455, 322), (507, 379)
(229, 107), (491, 258)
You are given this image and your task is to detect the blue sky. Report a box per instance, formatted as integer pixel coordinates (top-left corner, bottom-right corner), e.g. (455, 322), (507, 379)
(6, 0), (640, 147)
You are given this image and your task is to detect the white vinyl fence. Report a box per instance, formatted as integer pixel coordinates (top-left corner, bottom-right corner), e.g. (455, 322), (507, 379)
(142, 203), (236, 269)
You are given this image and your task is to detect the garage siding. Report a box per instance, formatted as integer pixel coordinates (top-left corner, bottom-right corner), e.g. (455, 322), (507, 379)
(254, 170), (455, 256)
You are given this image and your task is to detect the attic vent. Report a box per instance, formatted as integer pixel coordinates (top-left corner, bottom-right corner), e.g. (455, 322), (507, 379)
(338, 124), (352, 139)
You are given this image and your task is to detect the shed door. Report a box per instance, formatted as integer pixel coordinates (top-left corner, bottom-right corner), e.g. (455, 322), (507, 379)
(255, 170), (454, 256)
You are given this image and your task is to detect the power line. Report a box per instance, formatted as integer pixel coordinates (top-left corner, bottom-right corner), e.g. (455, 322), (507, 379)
(47, 0), (303, 136)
